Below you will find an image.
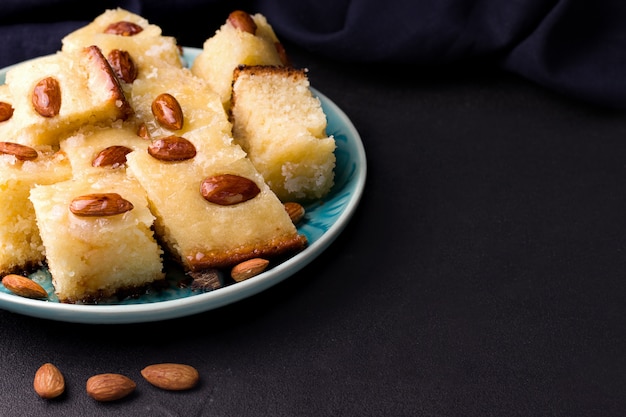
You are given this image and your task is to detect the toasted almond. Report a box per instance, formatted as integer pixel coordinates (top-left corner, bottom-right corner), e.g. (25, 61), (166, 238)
(32, 76), (61, 117)
(200, 174), (260, 206)
(152, 93), (184, 130)
(83, 45), (133, 120)
(0, 101), (14, 122)
(92, 145), (132, 168)
(69, 193), (134, 217)
(227, 10), (257, 34)
(0, 142), (38, 161)
(231, 258), (270, 282)
(86, 373), (136, 402)
(34, 363), (65, 399)
(104, 21), (143, 36)
(141, 363), (200, 391)
(2, 274), (47, 299)
(148, 135), (196, 161)
(284, 202), (305, 224)
(107, 49), (138, 83)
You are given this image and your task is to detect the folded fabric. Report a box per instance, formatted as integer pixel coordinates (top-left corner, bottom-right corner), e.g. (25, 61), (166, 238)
(256, 0), (626, 110)
(0, 0), (624, 109)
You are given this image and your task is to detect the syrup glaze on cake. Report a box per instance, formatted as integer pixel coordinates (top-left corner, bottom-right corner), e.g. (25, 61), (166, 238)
(0, 8), (340, 304)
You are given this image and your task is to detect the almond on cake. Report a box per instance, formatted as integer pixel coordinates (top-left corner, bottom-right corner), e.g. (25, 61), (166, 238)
(61, 7), (183, 82)
(60, 122), (149, 176)
(129, 64), (231, 143)
(126, 128), (307, 271)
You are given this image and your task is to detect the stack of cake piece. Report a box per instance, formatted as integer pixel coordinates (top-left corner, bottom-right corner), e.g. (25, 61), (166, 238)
(0, 8), (335, 303)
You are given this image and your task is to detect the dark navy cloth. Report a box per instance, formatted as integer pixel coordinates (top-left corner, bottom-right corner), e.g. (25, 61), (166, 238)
(0, 0), (624, 109)
(254, 0), (626, 109)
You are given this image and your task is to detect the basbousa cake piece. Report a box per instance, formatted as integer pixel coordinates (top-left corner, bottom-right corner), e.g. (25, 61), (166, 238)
(124, 61), (306, 271)
(61, 7), (183, 81)
(48, 124), (162, 303)
(231, 65), (336, 202)
(0, 46), (132, 148)
(60, 122), (149, 177)
(29, 173), (164, 303)
(129, 64), (231, 143)
(190, 10), (288, 110)
(126, 123), (307, 272)
(0, 146), (72, 275)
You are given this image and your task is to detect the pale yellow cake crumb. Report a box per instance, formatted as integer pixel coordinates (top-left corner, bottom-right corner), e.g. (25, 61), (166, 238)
(191, 12), (285, 109)
(0, 149), (72, 274)
(231, 65), (336, 202)
(29, 173), (164, 302)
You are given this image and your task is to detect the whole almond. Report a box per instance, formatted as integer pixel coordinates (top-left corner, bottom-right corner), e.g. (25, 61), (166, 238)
(148, 135), (196, 161)
(284, 202), (305, 224)
(86, 373), (136, 402)
(107, 49), (138, 83)
(92, 145), (132, 168)
(2, 274), (48, 299)
(151, 93), (184, 130)
(141, 363), (199, 391)
(231, 258), (270, 282)
(83, 45), (133, 120)
(104, 21), (143, 36)
(33, 363), (65, 399)
(0, 101), (14, 122)
(0, 142), (38, 161)
(200, 174), (260, 206)
(32, 76), (61, 117)
(69, 193), (134, 217)
(228, 10), (257, 34)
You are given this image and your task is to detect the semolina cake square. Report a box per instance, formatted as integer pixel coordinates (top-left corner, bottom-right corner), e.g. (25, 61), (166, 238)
(61, 7), (183, 79)
(230, 65), (336, 202)
(29, 173), (164, 303)
(60, 122), (149, 176)
(125, 124), (307, 271)
(129, 64), (231, 142)
(0, 46), (132, 148)
(0, 148), (72, 275)
(190, 11), (286, 109)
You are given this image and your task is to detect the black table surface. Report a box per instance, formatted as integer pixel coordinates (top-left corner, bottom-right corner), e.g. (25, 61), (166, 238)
(1, 28), (625, 417)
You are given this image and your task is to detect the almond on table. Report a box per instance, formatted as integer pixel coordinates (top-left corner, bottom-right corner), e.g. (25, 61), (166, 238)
(86, 373), (136, 402)
(141, 363), (200, 391)
(33, 363), (65, 399)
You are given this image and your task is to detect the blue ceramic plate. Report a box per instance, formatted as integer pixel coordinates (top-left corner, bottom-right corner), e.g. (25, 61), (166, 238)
(0, 47), (366, 324)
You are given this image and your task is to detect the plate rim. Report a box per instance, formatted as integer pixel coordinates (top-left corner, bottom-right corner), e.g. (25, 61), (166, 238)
(0, 47), (367, 324)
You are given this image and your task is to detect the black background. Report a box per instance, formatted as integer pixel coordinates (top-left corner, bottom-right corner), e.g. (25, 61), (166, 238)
(0, 2), (625, 416)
